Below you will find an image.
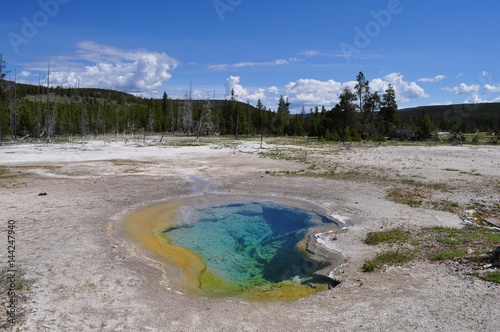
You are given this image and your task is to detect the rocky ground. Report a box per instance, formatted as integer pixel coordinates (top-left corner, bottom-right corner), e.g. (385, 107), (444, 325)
(0, 137), (499, 331)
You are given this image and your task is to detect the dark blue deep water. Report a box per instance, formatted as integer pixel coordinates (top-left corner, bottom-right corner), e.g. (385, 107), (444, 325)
(165, 201), (334, 288)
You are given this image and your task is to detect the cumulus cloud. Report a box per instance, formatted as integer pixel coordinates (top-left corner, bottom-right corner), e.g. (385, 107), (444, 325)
(441, 81), (500, 104)
(484, 84), (500, 94)
(19, 71), (32, 78)
(464, 94), (483, 104)
(227, 73), (428, 112)
(224, 76), (266, 103)
(31, 41), (178, 94)
(417, 75), (445, 83)
(283, 79), (345, 108)
(370, 73), (429, 102)
(267, 86), (280, 94)
(442, 83), (480, 95)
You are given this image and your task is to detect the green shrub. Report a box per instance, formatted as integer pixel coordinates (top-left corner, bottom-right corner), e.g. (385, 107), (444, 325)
(437, 237), (460, 245)
(364, 228), (409, 245)
(362, 248), (414, 272)
(401, 199), (423, 207)
(481, 271), (500, 284)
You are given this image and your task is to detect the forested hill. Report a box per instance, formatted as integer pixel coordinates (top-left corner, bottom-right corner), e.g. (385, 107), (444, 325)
(1, 81), (499, 141)
(0, 82), (266, 139)
(400, 103), (500, 133)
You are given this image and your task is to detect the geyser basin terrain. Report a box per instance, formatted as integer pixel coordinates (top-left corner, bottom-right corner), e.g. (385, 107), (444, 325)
(122, 194), (343, 301)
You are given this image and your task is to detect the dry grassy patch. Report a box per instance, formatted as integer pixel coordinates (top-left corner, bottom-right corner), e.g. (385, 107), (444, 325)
(363, 225), (500, 283)
(0, 168), (23, 188)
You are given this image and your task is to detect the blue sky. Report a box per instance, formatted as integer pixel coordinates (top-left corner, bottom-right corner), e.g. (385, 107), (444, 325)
(1, 0), (500, 112)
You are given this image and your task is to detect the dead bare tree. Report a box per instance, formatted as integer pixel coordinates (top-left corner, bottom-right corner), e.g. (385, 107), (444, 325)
(40, 60), (52, 141)
(147, 102), (154, 134)
(9, 71), (18, 140)
(159, 95), (171, 146)
(196, 98), (213, 141)
(0, 53), (9, 146)
(115, 107), (119, 138)
(143, 102), (154, 146)
(45, 104), (57, 140)
(81, 101), (87, 137)
(37, 73), (42, 140)
(213, 90), (220, 134)
(181, 91), (193, 135)
(130, 101), (137, 138)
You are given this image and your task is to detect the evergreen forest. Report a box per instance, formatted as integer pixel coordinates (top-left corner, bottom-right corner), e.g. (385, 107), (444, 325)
(1, 56), (499, 144)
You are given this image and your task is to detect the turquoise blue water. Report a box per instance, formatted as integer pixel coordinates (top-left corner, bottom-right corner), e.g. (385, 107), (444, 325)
(165, 201), (334, 287)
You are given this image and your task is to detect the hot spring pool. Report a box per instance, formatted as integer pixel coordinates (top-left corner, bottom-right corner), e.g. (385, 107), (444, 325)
(121, 194), (342, 301)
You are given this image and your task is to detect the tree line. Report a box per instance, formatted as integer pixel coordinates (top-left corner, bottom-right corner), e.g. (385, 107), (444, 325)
(1, 56), (493, 143)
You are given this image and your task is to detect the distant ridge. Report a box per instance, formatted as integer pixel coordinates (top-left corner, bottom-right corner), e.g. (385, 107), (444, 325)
(399, 103), (500, 132)
(3, 81), (499, 137)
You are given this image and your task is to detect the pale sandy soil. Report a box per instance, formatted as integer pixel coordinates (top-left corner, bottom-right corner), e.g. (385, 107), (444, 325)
(0, 137), (499, 331)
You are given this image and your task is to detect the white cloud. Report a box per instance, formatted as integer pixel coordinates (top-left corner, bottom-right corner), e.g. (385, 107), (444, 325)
(28, 41), (178, 95)
(283, 79), (344, 108)
(299, 50), (321, 56)
(18, 71), (32, 78)
(226, 72), (428, 112)
(207, 57), (302, 70)
(297, 49), (381, 60)
(442, 83), (480, 95)
(484, 84), (500, 94)
(417, 75), (445, 83)
(464, 94), (483, 104)
(371, 73), (429, 102)
(267, 86), (280, 94)
(254, 73), (427, 111)
(224, 76), (266, 103)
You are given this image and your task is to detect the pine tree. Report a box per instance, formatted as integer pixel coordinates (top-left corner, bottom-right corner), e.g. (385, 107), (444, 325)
(418, 112), (435, 139)
(379, 84), (400, 135)
(354, 71), (370, 113)
(337, 87), (358, 142)
(162, 91), (172, 132)
(275, 95), (290, 135)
